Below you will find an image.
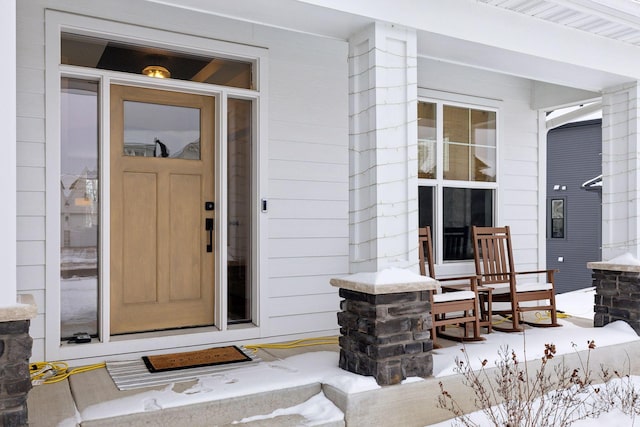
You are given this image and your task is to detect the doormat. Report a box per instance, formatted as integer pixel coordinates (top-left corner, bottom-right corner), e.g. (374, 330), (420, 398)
(107, 347), (259, 390)
(142, 345), (252, 373)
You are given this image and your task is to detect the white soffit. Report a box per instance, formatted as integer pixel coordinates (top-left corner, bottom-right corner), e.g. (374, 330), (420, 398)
(479, 0), (640, 46)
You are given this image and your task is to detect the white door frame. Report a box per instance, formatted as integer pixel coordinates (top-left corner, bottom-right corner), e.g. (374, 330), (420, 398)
(45, 10), (269, 362)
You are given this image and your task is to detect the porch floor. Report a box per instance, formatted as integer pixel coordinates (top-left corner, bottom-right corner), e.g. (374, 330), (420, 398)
(27, 316), (640, 426)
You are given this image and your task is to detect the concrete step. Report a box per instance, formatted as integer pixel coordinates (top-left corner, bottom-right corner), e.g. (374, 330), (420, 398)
(79, 383), (340, 426)
(28, 368), (345, 427)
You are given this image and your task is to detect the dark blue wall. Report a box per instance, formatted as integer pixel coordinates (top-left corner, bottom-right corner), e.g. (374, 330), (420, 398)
(546, 119), (601, 294)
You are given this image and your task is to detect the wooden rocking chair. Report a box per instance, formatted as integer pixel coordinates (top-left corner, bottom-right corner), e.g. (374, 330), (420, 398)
(471, 225), (561, 332)
(419, 226), (483, 348)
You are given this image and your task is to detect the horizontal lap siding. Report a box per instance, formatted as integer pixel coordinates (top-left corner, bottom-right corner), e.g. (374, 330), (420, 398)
(16, 0), (348, 357)
(17, 0), (46, 362)
(263, 29), (348, 335)
(502, 102), (541, 271)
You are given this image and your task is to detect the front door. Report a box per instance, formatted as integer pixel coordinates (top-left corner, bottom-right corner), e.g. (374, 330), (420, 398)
(110, 85), (215, 334)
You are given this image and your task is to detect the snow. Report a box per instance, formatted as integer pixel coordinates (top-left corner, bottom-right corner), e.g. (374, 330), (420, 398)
(335, 267), (434, 286)
(555, 287), (596, 320)
(73, 352), (378, 424)
(234, 392), (343, 425)
(608, 252), (640, 266)
(59, 288), (640, 426)
(433, 319), (637, 377)
(428, 376), (640, 427)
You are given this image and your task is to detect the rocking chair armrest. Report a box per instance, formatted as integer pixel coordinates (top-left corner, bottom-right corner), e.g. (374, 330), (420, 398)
(438, 275), (479, 293)
(439, 284), (471, 293)
(437, 275), (478, 283)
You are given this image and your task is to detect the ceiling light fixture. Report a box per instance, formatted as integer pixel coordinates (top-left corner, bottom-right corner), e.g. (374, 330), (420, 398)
(142, 65), (171, 79)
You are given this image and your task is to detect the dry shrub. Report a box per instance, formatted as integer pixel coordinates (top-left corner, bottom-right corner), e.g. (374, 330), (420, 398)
(438, 340), (640, 426)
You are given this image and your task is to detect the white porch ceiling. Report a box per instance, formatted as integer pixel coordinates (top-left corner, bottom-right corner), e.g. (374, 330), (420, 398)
(478, 0), (640, 46)
(146, 0), (640, 93)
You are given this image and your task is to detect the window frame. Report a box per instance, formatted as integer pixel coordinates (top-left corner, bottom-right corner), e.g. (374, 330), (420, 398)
(417, 89), (501, 272)
(45, 10), (268, 362)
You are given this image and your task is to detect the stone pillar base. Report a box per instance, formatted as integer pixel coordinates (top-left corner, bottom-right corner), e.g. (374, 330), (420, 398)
(0, 295), (37, 427)
(588, 262), (640, 334)
(331, 268), (438, 386)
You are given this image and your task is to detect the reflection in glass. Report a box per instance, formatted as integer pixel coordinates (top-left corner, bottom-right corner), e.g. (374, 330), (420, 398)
(551, 199), (565, 238)
(60, 78), (99, 339)
(124, 102), (200, 159)
(471, 110), (496, 147)
(418, 102), (436, 179)
(444, 106), (470, 144)
(444, 105), (496, 182)
(443, 188), (493, 260)
(444, 144), (469, 181)
(227, 98), (253, 323)
(418, 186), (434, 230)
(471, 145), (496, 182)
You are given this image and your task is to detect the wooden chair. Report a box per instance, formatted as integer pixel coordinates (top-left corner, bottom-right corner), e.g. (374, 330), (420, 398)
(419, 226), (483, 348)
(471, 225), (561, 332)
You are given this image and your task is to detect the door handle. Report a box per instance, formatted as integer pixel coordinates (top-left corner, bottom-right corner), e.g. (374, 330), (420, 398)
(206, 218), (213, 253)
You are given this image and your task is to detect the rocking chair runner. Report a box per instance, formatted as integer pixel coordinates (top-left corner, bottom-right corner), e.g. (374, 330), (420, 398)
(419, 227), (483, 348)
(471, 225), (561, 332)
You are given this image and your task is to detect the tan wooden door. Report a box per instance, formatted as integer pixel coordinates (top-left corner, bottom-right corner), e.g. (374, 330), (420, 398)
(110, 85), (215, 334)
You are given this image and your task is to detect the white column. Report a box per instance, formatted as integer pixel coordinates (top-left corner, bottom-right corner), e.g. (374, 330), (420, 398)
(348, 22), (418, 273)
(601, 82), (640, 261)
(0, 1), (17, 306)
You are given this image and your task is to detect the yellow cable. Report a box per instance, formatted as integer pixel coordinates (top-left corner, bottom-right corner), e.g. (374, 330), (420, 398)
(535, 310), (571, 321)
(444, 310), (571, 329)
(30, 361), (106, 385)
(244, 336), (338, 354)
(30, 337), (337, 384)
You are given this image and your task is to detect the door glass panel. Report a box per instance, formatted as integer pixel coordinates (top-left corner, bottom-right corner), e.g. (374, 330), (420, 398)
(60, 78), (99, 339)
(124, 101), (200, 159)
(227, 98), (252, 323)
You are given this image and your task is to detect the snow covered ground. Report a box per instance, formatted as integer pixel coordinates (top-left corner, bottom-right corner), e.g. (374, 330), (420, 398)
(58, 287), (640, 426)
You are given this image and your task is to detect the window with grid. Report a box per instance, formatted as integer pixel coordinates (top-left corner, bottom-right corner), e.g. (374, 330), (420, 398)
(418, 100), (497, 262)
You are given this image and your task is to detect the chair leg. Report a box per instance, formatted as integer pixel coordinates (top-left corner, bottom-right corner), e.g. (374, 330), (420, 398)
(430, 319), (439, 349)
(472, 309), (481, 340)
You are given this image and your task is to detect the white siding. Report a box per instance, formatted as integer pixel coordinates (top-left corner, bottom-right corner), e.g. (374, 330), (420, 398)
(17, 0), (348, 358)
(418, 58), (542, 272)
(261, 27), (348, 334)
(17, 0), (546, 359)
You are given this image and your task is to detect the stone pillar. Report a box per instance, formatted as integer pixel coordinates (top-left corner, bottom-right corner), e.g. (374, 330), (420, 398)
(588, 261), (640, 334)
(330, 268), (437, 386)
(348, 22), (418, 273)
(601, 83), (640, 261)
(0, 295), (37, 427)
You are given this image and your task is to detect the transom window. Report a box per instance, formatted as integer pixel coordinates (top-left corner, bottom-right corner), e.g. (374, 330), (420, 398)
(418, 99), (498, 262)
(61, 33), (254, 89)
